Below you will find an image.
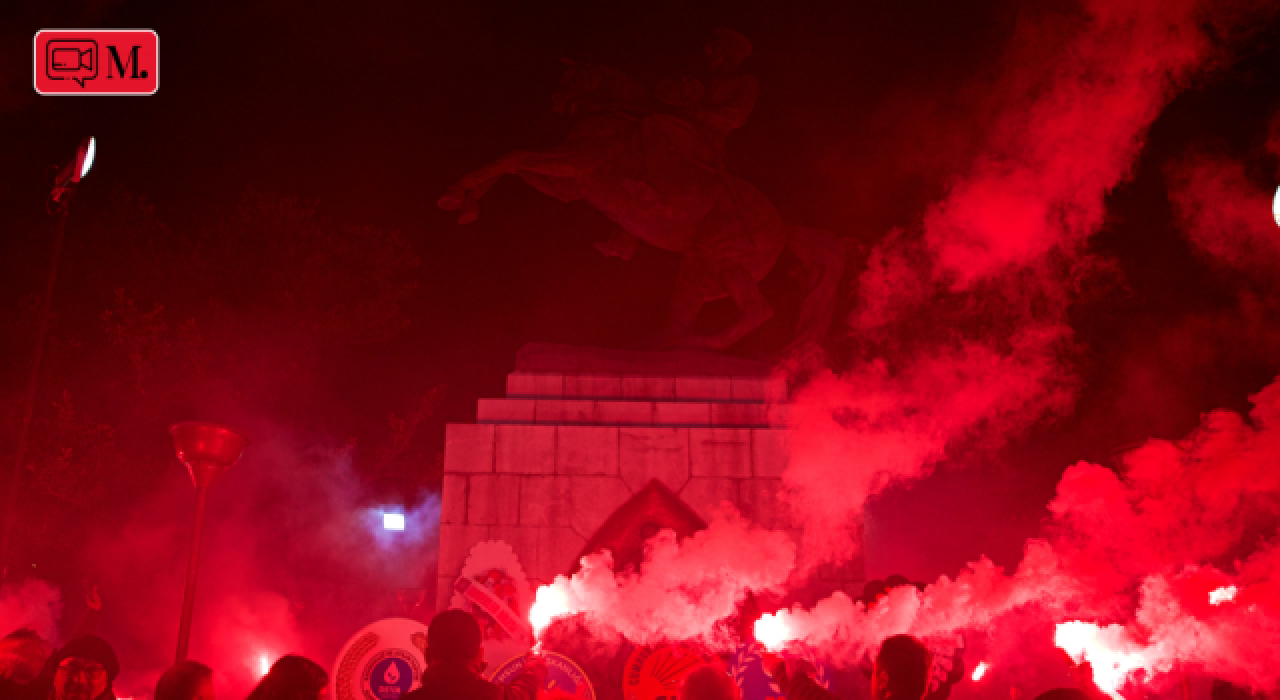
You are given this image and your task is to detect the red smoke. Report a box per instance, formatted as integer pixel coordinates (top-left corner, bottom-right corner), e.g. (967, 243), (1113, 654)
(762, 375), (1280, 692)
(784, 332), (1075, 568)
(924, 0), (1218, 285)
(529, 507), (795, 649)
(1166, 150), (1280, 275)
(0, 580), (61, 642)
(526, 0), (1280, 677)
(781, 0), (1264, 573)
(14, 431), (442, 700)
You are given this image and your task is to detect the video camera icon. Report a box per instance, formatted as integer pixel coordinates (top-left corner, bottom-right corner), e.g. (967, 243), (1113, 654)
(46, 39), (98, 87)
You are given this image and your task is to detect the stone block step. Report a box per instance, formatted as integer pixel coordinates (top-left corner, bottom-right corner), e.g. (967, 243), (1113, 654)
(442, 423), (792, 480)
(476, 398), (790, 427)
(506, 372), (786, 402)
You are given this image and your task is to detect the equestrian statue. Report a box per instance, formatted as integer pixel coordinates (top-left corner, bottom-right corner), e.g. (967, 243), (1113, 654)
(439, 29), (845, 353)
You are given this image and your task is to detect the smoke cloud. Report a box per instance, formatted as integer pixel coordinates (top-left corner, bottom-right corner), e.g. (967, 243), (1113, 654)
(784, 329), (1076, 567)
(760, 112), (1280, 673)
(761, 374), (1280, 693)
(1166, 149), (1280, 277)
(525, 2), (1279, 680)
(71, 429), (439, 700)
(781, 0), (1273, 572)
(531, 507), (795, 649)
(0, 580), (61, 642)
(756, 539), (1078, 662)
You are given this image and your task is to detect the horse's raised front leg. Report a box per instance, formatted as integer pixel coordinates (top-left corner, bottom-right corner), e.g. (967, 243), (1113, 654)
(439, 150), (582, 224)
(438, 154), (519, 223)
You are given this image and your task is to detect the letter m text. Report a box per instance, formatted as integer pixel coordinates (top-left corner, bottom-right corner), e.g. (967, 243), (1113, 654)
(107, 45), (148, 79)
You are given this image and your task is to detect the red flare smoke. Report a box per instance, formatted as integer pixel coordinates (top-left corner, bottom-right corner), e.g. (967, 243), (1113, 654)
(526, 508), (795, 649)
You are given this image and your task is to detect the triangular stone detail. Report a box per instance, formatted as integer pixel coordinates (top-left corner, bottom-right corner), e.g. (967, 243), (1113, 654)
(573, 478), (706, 575)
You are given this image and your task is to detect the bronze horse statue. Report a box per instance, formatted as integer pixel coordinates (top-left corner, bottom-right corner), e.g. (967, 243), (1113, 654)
(439, 61), (844, 352)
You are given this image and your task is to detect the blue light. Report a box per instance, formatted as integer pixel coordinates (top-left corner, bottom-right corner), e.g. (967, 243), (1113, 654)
(383, 513), (405, 531)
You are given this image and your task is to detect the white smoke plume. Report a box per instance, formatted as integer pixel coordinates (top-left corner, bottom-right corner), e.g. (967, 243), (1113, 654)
(531, 507), (795, 649)
(0, 579), (62, 642)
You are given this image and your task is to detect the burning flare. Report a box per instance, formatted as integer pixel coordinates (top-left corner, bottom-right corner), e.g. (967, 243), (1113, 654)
(1054, 621), (1150, 700)
(522, 509), (795, 649)
(1209, 585), (1238, 606)
(971, 662), (988, 682)
(529, 583), (573, 651)
(754, 612), (792, 652)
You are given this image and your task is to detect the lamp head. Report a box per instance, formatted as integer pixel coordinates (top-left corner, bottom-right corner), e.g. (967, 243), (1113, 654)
(76, 137), (95, 181)
(169, 421), (249, 487)
(51, 136), (95, 203)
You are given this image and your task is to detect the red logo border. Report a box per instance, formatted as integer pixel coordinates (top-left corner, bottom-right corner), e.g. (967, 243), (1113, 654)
(34, 29), (160, 96)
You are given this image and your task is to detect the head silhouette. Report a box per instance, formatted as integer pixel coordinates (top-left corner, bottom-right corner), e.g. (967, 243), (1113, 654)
(1033, 689), (1092, 700)
(681, 666), (738, 700)
(52, 635), (119, 700)
(872, 635), (931, 700)
(861, 580), (888, 607)
(884, 574), (911, 590)
(425, 609), (484, 667)
(155, 660), (214, 700)
(0, 628), (52, 684)
(246, 655), (327, 700)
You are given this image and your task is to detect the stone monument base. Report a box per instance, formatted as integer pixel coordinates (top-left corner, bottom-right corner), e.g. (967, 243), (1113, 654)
(436, 344), (865, 616)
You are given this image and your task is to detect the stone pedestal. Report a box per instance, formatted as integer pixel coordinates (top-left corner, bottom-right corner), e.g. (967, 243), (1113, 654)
(436, 345), (865, 613)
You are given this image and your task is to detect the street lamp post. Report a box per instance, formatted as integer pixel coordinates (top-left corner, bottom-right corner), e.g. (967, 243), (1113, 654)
(0, 137), (96, 581)
(169, 421), (249, 662)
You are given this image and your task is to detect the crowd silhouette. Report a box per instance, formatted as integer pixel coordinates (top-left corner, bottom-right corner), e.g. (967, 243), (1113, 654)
(0, 577), (1117, 700)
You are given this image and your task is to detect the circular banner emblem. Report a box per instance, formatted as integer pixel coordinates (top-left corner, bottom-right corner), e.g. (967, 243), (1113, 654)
(623, 644), (717, 700)
(331, 618), (429, 700)
(363, 652), (416, 700)
(729, 641), (829, 700)
(489, 652), (596, 700)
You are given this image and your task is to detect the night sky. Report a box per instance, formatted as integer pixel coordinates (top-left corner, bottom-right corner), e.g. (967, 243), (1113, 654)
(3, 0), (1280, 670)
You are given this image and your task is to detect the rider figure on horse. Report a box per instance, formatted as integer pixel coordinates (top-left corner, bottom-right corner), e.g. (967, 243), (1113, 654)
(598, 29), (759, 260)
